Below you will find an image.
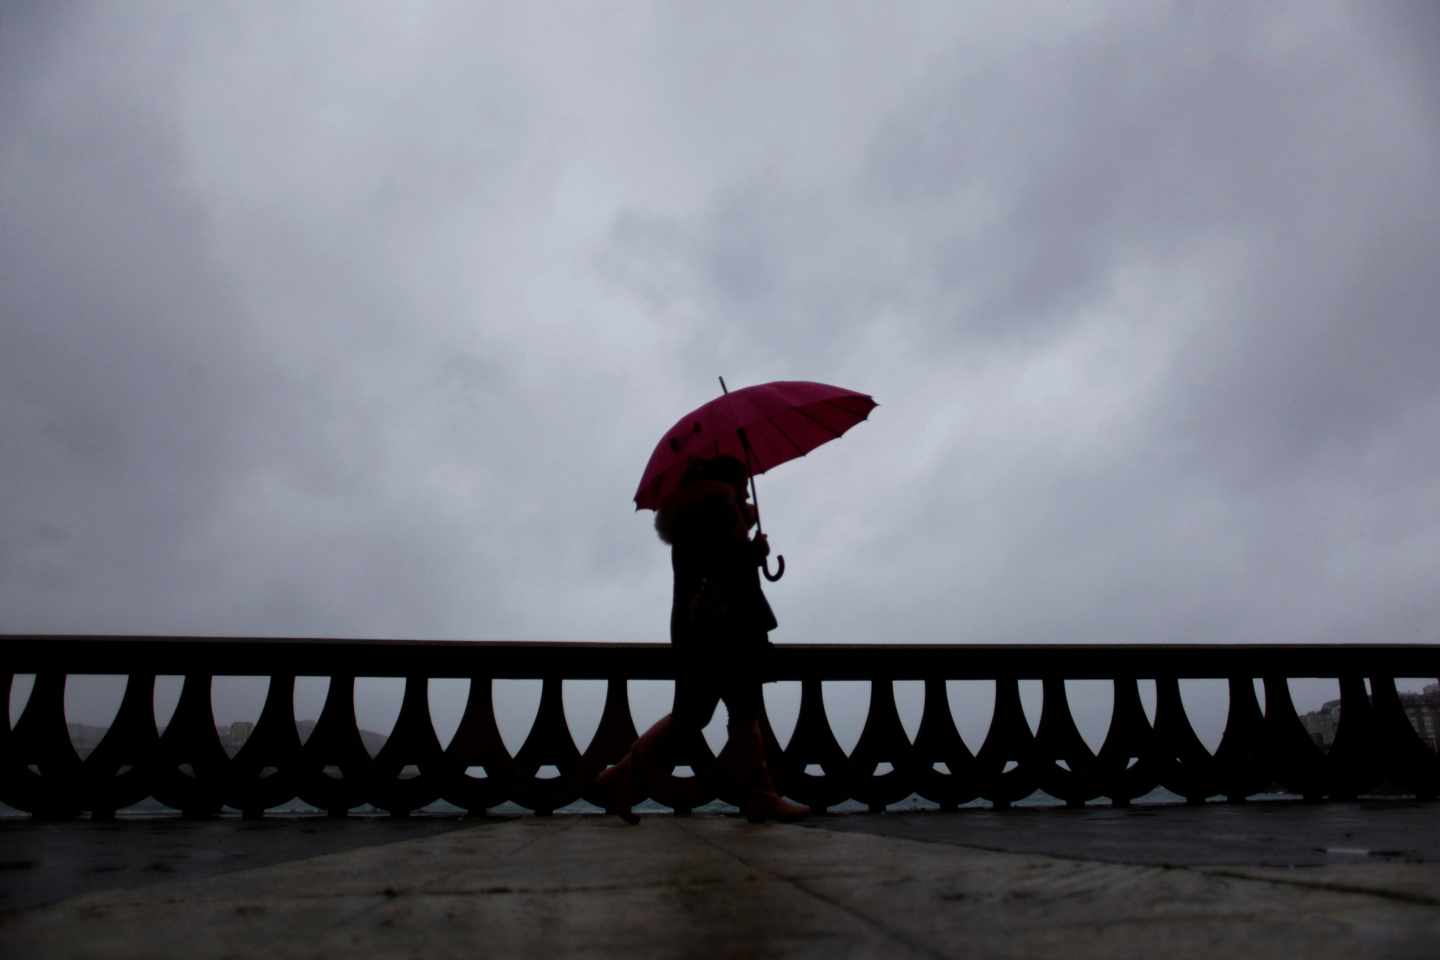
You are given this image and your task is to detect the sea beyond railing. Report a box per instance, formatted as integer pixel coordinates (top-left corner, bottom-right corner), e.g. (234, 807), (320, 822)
(2, 637), (1438, 818)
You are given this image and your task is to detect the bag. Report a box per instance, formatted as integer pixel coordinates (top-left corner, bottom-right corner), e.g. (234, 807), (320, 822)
(687, 576), (736, 637)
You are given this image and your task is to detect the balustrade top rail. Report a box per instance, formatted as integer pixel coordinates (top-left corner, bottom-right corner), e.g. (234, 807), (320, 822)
(4, 635), (1439, 679)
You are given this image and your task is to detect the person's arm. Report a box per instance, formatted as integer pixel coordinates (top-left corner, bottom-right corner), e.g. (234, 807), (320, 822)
(749, 532), (770, 565)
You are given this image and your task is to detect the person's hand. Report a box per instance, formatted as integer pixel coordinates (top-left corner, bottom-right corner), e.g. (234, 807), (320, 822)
(752, 533), (770, 561)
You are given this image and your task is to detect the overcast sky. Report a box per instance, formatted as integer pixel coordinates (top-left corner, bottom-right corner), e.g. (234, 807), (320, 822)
(4, 3), (1438, 750)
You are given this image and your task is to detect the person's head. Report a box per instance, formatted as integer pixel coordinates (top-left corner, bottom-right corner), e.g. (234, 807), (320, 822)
(686, 454), (748, 493)
(655, 455), (753, 544)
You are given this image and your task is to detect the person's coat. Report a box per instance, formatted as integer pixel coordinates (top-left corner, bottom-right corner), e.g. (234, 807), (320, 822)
(657, 478), (777, 659)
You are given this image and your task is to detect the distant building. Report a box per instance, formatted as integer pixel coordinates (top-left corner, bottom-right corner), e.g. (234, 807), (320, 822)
(1297, 688), (1440, 752)
(1400, 687), (1440, 752)
(65, 723), (108, 760)
(220, 721), (256, 755)
(1299, 699), (1341, 748)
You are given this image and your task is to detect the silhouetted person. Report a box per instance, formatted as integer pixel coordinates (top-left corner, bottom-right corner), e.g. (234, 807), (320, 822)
(596, 455), (809, 823)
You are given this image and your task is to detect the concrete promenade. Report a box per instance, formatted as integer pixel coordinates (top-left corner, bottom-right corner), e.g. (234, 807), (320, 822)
(2, 802), (1438, 957)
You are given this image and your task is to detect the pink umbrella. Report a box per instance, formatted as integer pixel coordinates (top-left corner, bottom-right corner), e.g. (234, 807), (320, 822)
(634, 379), (878, 580)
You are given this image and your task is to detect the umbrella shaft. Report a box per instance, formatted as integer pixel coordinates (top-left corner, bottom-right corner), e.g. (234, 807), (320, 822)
(719, 378), (764, 536)
(736, 426), (764, 534)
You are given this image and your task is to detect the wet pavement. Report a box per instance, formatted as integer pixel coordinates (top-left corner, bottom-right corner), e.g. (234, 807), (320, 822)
(803, 799), (1440, 868)
(0, 816), (470, 914)
(2, 802), (1437, 957)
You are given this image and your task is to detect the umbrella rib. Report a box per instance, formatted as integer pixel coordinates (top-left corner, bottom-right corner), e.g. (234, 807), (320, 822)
(764, 414), (809, 461)
(790, 402), (847, 441)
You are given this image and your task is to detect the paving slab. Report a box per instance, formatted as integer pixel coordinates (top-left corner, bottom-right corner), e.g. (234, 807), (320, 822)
(800, 799), (1440, 868)
(0, 816), (470, 913)
(2, 811), (1438, 958)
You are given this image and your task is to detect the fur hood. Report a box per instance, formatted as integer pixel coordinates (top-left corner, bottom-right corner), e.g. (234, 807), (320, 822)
(654, 478), (745, 546)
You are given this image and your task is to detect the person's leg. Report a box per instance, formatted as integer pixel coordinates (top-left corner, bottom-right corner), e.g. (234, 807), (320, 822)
(672, 673), (722, 734)
(595, 715), (671, 824)
(596, 675), (719, 824)
(720, 681), (809, 822)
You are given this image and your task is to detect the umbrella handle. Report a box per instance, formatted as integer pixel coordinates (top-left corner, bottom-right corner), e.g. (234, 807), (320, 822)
(763, 554), (785, 582)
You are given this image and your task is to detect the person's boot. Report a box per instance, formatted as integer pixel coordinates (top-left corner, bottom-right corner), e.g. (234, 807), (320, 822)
(745, 773), (811, 823)
(736, 719), (810, 823)
(595, 715), (672, 825)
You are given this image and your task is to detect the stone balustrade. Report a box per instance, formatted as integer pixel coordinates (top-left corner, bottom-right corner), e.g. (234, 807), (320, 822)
(3, 637), (1437, 816)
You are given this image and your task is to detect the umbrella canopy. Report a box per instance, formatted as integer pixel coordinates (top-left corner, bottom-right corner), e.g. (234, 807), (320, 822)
(633, 380), (877, 511)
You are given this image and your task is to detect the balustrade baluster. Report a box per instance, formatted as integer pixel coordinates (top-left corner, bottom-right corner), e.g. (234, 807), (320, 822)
(150, 674), (229, 817)
(848, 680), (919, 812)
(1213, 676), (1268, 801)
(369, 675), (447, 815)
(1095, 677), (1160, 806)
(1328, 675), (1380, 799)
(1366, 676), (1439, 799)
(1152, 677), (1218, 803)
(82, 672), (160, 817)
(579, 677), (642, 809)
(437, 677), (514, 813)
(510, 676), (583, 814)
(775, 679), (851, 811)
(8, 672), (82, 818)
(227, 674), (303, 817)
(1258, 677), (1325, 801)
(1033, 678), (1102, 807)
(975, 677), (1039, 808)
(296, 675), (373, 815)
(911, 678), (979, 809)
